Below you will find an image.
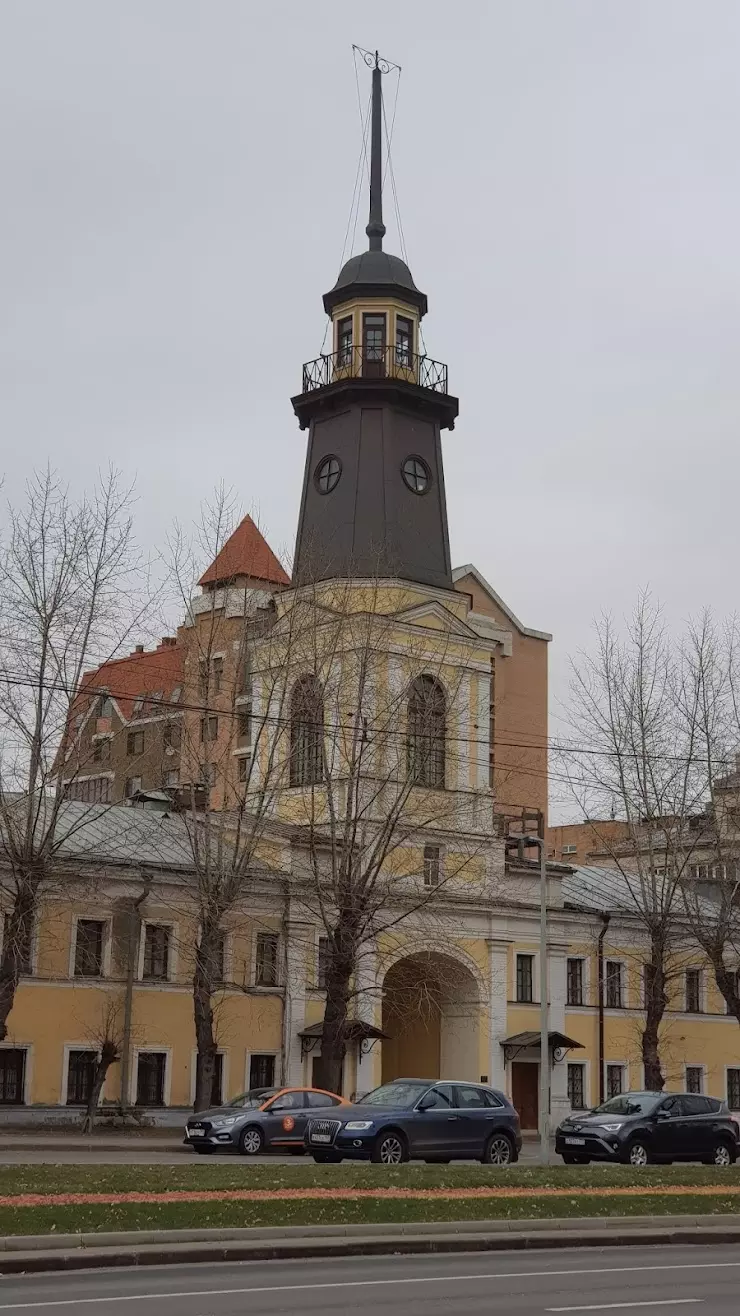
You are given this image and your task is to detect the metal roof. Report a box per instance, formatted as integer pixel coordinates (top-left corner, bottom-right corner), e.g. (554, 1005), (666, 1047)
(1, 798), (198, 871)
(563, 864), (717, 919)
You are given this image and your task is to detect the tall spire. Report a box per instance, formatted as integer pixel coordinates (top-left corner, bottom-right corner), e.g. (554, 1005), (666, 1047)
(365, 51), (386, 252)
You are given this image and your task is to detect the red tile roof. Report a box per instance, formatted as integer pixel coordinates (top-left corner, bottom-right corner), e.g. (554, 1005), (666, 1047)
(198, 516), (291, 589)
(77, 639), (185, 721)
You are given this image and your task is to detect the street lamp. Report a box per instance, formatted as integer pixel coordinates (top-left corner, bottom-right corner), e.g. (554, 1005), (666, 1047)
(519, 834), (550, 1165)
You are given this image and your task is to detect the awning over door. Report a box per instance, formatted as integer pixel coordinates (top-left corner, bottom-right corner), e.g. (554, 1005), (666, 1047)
(499, 1030), (584, 1062)
(298, 1020), (390, 1058)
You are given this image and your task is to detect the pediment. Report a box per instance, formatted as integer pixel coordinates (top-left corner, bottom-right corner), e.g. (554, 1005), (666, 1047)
(395, 598), (482, 640)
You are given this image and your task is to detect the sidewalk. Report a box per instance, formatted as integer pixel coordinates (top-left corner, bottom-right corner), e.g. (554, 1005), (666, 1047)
(0, 1214), (739, 1274)
(0, 1130), (186, 1152)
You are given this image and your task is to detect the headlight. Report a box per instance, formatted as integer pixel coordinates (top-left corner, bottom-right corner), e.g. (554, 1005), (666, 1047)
(344, 1120), (374, 1131)
(212, 1116), (238, 1127)
(597, 1123), (623, 1132)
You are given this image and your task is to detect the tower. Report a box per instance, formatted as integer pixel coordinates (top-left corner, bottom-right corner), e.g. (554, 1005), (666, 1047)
(292, 50), (459, 590)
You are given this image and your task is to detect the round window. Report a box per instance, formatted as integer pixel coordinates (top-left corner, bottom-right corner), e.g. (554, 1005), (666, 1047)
(401, 455), (432, 495)
(314, 454), (342, 494)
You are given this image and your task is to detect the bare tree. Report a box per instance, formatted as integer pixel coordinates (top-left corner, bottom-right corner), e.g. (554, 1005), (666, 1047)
(0, 468), (149, 1040)
(79, 997), (127, 1133)
(166, 491), (296, 1111)
(566, 594), (709, 1089)
(279, 573), (493, 1096)
(678, 613), (740, 1021)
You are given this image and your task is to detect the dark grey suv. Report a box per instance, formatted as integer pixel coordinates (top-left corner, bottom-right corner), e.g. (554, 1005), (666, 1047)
(556, 1091), (740, 1166)
(305, 1078), (522, 1165)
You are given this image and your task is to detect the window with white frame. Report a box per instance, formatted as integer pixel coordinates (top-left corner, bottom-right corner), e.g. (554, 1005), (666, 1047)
(685, 969), (702, 1013)
(726, 969), (740, 1014)
(255, 933), (279, 987)
(142, 925), (170, 981)
(135, 1052), (166, 1106)
(606, 1063), (624, 1099)
(317, 936), (329, 990)
(0, 1049), (26, 1105)
(1, 913), (33, 976)
(686, 1066), (704, 1095)
(516, 953), (534, 1003)
(249, 1053), (275, 1089)
(566, 958), (584, 1006)
(567, 1063), (586, 1110)
(423, 844), (441, 887)
(74, 919), (105, 978)
(605, 961), (623, 1009)
(66, 1050), (98, 1105)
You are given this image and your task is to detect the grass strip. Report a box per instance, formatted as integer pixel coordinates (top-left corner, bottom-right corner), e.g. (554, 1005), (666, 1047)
(0, 1163), (739, 1197)
(1, 1192), (740, 1236)
(4, 1183), (740, 1208)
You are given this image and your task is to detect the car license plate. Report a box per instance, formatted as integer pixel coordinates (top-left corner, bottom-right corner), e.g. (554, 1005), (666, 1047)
(311, 1133), (331, 1143)
(565, 1136), (586, 1146)
(189, 1125), (205, 1136)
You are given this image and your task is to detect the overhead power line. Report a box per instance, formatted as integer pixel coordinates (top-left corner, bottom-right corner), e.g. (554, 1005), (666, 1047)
(1, 668), (738, 777)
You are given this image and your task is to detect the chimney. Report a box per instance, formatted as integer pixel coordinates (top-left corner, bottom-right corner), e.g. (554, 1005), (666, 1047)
(159, 636), (177, 649)
(133, 645), (145, 655)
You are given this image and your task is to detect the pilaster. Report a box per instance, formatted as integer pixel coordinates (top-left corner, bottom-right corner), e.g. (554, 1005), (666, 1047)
(283, 922), (311, 1087)
(354, 944), (380, 1098)
(549, 942), (571, 1121)
(486, 938), (510, 1092)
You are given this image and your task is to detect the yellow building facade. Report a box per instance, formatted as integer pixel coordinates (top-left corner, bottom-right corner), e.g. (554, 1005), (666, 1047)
(4, 837), (740, 1127)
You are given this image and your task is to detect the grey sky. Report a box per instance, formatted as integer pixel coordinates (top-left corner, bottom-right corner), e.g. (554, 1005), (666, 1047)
(2, 2), (739, 816)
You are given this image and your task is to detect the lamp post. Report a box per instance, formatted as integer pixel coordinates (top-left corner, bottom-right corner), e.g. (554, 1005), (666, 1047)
(520, 834), (549, 1165)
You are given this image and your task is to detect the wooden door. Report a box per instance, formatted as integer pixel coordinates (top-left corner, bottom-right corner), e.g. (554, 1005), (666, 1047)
(511, 1062), (539, 1130)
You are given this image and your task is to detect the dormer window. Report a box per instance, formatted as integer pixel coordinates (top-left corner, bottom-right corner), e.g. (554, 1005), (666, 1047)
(396, 315), (413, 367)
(337, 316), (353, 366)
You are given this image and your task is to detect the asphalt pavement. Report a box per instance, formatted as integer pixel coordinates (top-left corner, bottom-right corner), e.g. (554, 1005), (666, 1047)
(0, 1244), (736, 1312)
(0, 1138), (549, 1165)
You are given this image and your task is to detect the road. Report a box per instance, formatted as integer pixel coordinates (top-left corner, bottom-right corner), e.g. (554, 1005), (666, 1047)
(0, 1140), (550, 1165)
(0, 1246), (736, 1313)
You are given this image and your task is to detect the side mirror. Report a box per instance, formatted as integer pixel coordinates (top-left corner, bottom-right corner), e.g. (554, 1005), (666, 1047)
(418, 1095), (435, 1112)
(654, 1108), (670, 1120)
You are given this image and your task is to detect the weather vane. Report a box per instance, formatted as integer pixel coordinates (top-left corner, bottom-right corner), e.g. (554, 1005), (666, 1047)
(352, 45), (401, 76)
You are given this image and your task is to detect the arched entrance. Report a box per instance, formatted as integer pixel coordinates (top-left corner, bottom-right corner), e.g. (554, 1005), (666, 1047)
(381, 952), (481, 1083)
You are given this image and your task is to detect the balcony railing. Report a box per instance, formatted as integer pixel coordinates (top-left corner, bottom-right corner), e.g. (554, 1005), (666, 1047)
(301, 346), (449, 395)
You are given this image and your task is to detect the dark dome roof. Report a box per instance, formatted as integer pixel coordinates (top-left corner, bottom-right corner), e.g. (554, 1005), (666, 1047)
(323, 249), (428, 318)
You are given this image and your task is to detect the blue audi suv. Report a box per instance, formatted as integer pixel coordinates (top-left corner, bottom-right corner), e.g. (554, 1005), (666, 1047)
(305, 1077), (522, 1165)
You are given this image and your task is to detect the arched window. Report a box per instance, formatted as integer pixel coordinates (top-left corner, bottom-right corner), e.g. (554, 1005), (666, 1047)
(407, 676), (446, 788)
(289, 675), (324, 787)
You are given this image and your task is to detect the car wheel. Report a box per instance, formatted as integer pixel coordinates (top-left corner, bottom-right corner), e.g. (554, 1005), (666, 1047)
(709, 1139), (735, 1167)
(312, 1151), (343, 1163)
(371, 1131), (408, 1165)
(624, 1139), (651, 1167)
(562, 1154), (590, 1165)
(482, 1133), (516, 1166)
(238, 1125), (264, 1156)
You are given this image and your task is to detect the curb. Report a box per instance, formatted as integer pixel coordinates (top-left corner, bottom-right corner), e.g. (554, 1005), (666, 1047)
(1, 1215), (740, 1274)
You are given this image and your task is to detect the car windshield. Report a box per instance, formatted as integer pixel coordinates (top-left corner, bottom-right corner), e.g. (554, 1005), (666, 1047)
(591, 1094), (660, 1117)
(228, 1087), (279, 1109)
(359, 1081), (430, 1108)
